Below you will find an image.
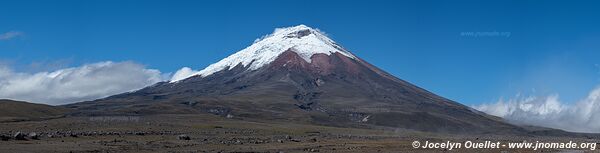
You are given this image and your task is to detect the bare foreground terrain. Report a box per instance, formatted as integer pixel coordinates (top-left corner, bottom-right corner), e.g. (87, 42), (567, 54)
(1, 114), (599, 153)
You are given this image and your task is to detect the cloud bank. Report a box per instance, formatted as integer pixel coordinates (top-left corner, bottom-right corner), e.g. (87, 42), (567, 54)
(0, 61), (165, 105)
(475, 87), (600, 133)
(170, 67), (198, 82)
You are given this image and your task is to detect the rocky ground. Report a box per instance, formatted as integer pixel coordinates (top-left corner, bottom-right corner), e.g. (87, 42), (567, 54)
(0, 114), (598, 153)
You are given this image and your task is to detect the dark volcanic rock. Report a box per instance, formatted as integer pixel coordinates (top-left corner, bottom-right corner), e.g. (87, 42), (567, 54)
(14, 132), (26, 140)
(28, 132), (39, 140)
(0, 135), (9, 141)
(177, 134), (191, 140)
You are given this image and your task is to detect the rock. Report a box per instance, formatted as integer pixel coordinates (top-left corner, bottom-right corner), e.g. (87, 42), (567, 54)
(1, 135), (9, 141)
(14, 132), (26, 140)
(28, 132), (39, 140)
(277, 139), (284, 143)
(177, 134), (191, 140)
(134, 131), (145, 135)
(315, 78), (325, 86)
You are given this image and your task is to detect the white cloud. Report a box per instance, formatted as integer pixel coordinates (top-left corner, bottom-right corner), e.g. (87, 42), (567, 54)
(170, 67), (198, 82)
(0, 31), (23, 40)
(475, 87), (600, 133)
(0, 61), (165, 105)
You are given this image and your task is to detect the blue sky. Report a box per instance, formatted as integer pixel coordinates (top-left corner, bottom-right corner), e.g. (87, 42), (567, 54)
(1, 0), (600, 105)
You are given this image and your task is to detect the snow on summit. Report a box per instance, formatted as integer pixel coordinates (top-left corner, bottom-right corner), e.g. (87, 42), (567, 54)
(170, 25), (356, 82)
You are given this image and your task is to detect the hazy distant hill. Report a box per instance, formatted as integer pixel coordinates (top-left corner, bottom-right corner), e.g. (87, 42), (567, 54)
(0, 99), (70, 122)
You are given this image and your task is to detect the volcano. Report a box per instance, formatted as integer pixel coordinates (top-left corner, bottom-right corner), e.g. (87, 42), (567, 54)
(68, 25), (524, 134)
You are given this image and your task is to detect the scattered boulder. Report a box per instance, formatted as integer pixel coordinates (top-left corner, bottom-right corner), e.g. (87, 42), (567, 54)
(1, 135), (9, 141)
(28, 132), (39, 140)
(134, 131), (145, 135)
(177, 134), (191, 140)
(315, 78), (325, 86)
(14, 132), (26, 140)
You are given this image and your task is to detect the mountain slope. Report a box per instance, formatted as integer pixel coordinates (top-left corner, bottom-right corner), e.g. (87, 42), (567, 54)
(68, 25), (525, 134)
(0, 99), (70, 122)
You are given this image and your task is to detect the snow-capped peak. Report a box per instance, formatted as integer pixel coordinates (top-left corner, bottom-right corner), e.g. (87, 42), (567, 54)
(170, 24), (356, 82)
